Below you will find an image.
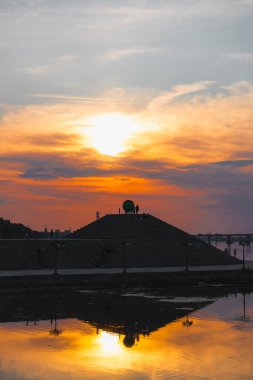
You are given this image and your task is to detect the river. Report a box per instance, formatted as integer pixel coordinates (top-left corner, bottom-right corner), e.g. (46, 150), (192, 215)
(0, 287), (252, 379)
(203, 240), (252, 262)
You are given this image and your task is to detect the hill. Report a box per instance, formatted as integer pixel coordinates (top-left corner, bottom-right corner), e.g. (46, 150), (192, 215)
(0, 217), (41, 239)
(71, 214), (240, 267)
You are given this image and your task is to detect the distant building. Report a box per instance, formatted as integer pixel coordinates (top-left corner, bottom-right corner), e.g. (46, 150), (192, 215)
(43, 228), (71, 239)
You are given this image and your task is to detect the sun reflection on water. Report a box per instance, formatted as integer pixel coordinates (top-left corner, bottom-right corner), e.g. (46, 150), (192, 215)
(96, 331), (123, 355)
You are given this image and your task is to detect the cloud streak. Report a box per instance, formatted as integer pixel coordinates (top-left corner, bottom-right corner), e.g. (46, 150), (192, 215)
(105, 47), (164, 61)
(149, 81), (215, 110)
(20, 55), (77, 75)
(223, 53), (253, 61)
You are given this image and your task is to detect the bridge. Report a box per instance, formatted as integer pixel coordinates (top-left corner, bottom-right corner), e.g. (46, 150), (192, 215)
(194, 233), (252, 241)
(193, 233), (252, 255)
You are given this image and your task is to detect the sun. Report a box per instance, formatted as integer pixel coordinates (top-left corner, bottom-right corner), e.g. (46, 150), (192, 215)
(85, 113), (140, 156)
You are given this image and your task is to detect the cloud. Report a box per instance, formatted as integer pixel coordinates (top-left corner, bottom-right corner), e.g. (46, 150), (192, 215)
(4, 151), (252, 197)
(0, 197), (10, 205)
(223, 53), (253, 61)
(0, 0), (252, 232)
(26, 133), (80, 147)
(107, 1), (252, 24)
(19, 166), (86, 180)
(149, 81), (215, 110)
(105, 47), (164, 61)
(1, 0), (252, 107)
(23, 65), (52, 75)
(214, 159), (253, 167)
(221, 81), (253, 95)
(0, 80), (253, 231)
(32, 93), (130, 105)
(20, 55), (77, 75)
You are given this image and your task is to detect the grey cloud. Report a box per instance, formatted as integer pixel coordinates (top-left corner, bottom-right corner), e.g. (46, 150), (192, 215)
(1, 0), (253, 105)
(0, 197), (10, 204)
(204, 191), (253, 211)
(19, 166), (107, 179)
(2, 149), (253, 199)
(214, 159), (253, 167)
(2, 148), (253, 231)
(1, 150), (252, 191)
(118, 157), (253, 189)
(182, 159), (253, 169)
(0, 152), (103, 180)
(19, 167), (80, 179)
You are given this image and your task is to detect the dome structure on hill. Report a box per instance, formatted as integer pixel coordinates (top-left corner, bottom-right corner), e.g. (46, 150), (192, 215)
(71, 214), (240, 268)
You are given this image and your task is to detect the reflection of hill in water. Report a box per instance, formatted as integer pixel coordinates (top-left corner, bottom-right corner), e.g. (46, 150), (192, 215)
(83, 294), (211, 337)
(0, 289), (215, 338)
(85, 293), (209, 347)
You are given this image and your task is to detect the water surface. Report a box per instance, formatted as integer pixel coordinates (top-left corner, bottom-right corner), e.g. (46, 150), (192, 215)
(210, 240), (252, 262)
(0, 289), (252, 379)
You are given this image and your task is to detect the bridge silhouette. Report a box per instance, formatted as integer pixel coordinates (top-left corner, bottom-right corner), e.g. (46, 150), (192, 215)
(193, 233), (252, 255)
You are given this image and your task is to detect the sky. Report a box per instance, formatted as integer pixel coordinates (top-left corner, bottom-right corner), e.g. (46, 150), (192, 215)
(0, 0), (253, 233)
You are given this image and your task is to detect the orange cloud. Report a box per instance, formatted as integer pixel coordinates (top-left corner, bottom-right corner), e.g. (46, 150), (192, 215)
(1, 82), (253, 231)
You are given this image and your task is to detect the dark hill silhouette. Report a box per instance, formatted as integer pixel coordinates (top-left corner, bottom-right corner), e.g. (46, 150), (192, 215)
(0, 214), (240, 271)
(71, 214), (240, 267)
(0, 217), (41, 239)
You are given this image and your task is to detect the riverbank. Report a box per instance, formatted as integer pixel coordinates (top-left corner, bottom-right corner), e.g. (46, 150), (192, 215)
(0, 264), (253, 291)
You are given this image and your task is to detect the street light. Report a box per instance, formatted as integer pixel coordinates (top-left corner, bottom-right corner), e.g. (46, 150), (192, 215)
(122, 242), (131, 274)
(54, 242), (60, 275)
(239, 240), (249, 270)
(233, 292), (251, 323)
(226, 234), (233, 255)
(183, 241), (192, 272)
(50, 318), (63, 337)
(183, 312), (193, 327)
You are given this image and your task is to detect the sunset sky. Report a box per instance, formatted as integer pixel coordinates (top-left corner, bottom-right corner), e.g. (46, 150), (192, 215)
(1, 0), (253, 232)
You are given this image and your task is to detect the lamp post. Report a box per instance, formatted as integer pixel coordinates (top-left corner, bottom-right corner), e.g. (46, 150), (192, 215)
(54, 242), (60, 275)
(226, 234), (233, 255)
(183, 312), (193, 327)
(123, 242), (130, 274)
(239, 240), (249, 270)
(246, 234), (251, 247)
(183, 241), (192, 272)
(50, 318), (62, 337)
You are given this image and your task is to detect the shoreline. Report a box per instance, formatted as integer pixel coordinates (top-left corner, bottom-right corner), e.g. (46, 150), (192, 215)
(0, 267), (253, 291)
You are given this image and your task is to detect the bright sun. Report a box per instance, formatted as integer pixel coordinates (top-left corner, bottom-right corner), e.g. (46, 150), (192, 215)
(85, 113), (140, 156)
